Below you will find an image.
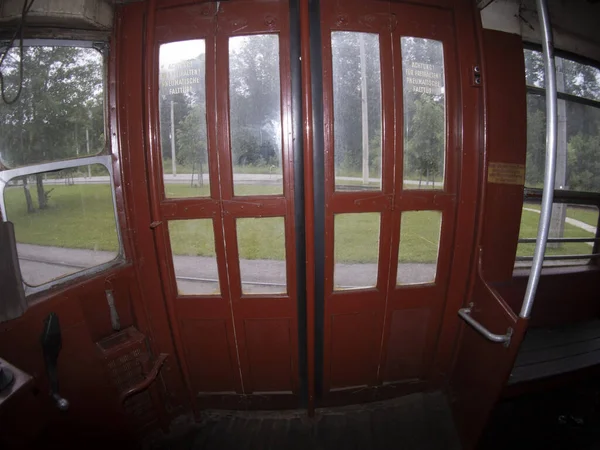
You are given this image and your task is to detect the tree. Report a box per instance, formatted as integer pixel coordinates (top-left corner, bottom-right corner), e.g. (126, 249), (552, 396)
(176, 105), (208, 185)
(568, 132), (600, 192)
(229, 35), (282, 171)
(405, 97), (444, 185)
(331, 32), (382, 178)
(0, 45), (104, 211)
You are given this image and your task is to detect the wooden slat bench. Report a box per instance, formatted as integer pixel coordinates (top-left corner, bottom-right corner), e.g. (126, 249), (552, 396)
(508, 320), (600, 385)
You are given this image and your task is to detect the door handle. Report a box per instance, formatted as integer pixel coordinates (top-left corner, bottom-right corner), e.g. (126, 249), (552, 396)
(458, 306), (513, 347)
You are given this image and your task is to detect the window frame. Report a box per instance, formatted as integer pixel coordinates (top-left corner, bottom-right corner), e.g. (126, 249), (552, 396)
(0, 155), (125, 297)
(0, 39), (124, 297)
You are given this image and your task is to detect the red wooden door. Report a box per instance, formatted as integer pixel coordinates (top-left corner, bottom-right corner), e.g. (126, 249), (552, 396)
(449, 29), (530, 449)
(318, 0), (474, 402)
(147, 0), (300, 409)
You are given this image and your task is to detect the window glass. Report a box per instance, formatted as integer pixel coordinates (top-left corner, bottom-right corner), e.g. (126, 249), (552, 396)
(334, 213), (380, 290)
(516, 203), (598, 267)
(521, 49), (600, 268)
(0, 45), (105, 168)
(168, 219), (219, 295)
(331, 32), (382, 191)
(401, 37), (445, 190)
(524, 49), (600, 102)
(229, 35), (283, 196)
(397, 211), (441, 285)
(2, 164), (120, 286)
(159, 40), (209, 198)
(236, 217), (286, 294)
(526, 94), (600, 192)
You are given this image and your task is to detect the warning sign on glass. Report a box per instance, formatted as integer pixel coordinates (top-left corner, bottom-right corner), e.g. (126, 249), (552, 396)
(403, 61), (444, 96)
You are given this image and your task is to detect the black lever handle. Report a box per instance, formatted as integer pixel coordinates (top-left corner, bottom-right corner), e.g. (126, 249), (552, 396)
(40, 313), (69, 411)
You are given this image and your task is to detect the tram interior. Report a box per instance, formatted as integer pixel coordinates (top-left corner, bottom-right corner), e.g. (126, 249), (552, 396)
(1, 0), (600, 448)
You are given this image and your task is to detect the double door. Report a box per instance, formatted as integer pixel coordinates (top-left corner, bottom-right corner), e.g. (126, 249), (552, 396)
(146, 0), (475, 408)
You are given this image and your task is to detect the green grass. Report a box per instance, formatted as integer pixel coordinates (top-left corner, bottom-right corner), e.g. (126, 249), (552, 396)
(524, 203), (598, 227)
(4, 184), (119, 252)
(517, 208), (594, 257)
(399, 211), (441, 263)
(165, 183), (282, 198)
(5, 183), (597, 264)
(162, 161), (283, 176)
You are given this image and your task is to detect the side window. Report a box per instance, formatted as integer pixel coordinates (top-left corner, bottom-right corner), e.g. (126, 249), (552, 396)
(0, 42), (123, 295)
(517, 49), (600, 268)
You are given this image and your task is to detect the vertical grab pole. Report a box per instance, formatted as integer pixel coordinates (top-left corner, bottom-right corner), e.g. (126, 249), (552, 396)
(520, 0), (558, 319)
(300, 0), (316, 416)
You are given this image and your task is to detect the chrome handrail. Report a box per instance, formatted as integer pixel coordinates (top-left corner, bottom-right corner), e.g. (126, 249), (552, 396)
(458, 306), (513, 347)
(520, 0), (558, 320)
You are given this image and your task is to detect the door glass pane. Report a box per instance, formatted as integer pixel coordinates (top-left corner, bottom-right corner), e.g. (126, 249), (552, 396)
(334, 213), (380, 290)
(159, 40), (209, 198)
(331, 32), (382, 191)
(397, 211), (441, 285)
(229, 35), (283, 196)
(401, 37), (445, 190)
(236, 217), (287, 294)
(168, 219), (219, 295)
(2, 165), (120, 286)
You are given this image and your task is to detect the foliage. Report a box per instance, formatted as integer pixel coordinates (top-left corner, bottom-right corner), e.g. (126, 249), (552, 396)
(404, 96), (444, 181)
(0, 47), (104, 167)
(0, 46), (104, 212)
(524, 49), (600, 192)
(568, 132), (600, 192)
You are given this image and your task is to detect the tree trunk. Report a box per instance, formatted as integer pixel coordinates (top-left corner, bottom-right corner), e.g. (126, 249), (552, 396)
(36, 174), (48, 209)
(22, 177), (35, 213)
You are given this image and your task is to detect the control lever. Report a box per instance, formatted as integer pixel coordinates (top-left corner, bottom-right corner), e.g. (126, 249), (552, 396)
(40, 313), (69, 411)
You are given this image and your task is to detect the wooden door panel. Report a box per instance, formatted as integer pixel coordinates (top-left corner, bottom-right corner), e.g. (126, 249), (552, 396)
(319, 0), (465, 402)
(180, 319), (238, 393)
(383, 308), (430, 381)
(450, 280), (527, 449)
(449, 29), (530, 449)
(149, 0), (300, 408)
(329, 312), (379, 388)
(244, 318), (295, 392)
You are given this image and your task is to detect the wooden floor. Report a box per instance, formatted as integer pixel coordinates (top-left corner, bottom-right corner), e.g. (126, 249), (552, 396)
(151, 392), (461, 450)
(481, 376), (600, 450)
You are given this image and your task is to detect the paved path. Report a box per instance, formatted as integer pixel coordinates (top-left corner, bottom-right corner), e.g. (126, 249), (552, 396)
(36, 174), (429, 187)
(17, 243), (436, 293)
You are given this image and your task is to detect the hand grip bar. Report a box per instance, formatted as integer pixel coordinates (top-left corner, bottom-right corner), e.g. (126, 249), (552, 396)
(119, 353), (168, 403)
(458, 306), (513, 347)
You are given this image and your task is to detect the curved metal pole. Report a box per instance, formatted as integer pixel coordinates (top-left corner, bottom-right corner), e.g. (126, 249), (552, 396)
(520, 0), (558, 319)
